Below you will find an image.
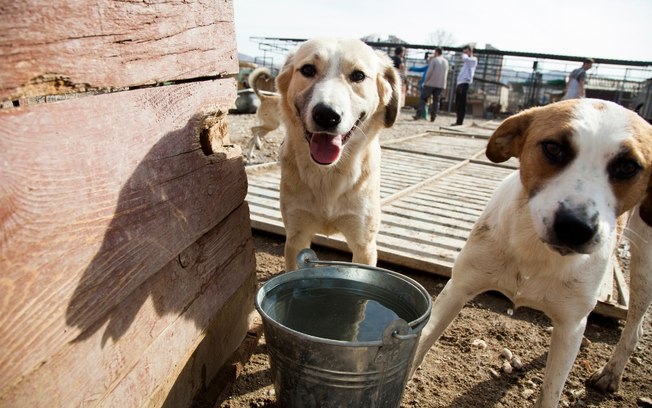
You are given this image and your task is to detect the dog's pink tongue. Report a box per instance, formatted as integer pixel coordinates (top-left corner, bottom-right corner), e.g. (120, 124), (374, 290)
(310, 133), (343, 164)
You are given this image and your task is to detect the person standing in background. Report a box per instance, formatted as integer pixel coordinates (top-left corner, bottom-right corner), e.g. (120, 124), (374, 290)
(452, 45), (477, 126)
(563, 58), (594, 99)
(410, 52), (431, 119)
(414, 47), (449, 122)
(391, 46), (407, 108)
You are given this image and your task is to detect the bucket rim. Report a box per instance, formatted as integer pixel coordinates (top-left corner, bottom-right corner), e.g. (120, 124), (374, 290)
(254, 262), (432, 347)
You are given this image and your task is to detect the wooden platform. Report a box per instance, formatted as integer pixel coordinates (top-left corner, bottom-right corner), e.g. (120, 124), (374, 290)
(245, 127), (628, 319)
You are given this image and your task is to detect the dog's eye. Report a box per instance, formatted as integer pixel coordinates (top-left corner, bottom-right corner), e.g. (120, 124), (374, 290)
(541, 141), (567, 164)
(299, 64), (317, 78)
(609, 158), (641, 180)
(349, 70), (366, 83)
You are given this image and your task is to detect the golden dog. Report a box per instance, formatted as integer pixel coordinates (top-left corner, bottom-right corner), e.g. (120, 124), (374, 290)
(275, 38), (400, 271)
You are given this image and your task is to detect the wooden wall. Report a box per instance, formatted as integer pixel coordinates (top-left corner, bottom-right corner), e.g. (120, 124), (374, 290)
(0, 1), (255, 406)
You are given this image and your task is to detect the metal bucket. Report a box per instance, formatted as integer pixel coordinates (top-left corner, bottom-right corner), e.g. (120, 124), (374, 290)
(255, 249), (432, 408)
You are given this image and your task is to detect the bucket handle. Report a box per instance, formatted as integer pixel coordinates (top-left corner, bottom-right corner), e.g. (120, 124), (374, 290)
(295, 248), (431, 336)
(382, 319), (416, 344)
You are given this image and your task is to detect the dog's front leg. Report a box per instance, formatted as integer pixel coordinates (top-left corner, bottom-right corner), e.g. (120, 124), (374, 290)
(245, 137), (257, 161)
(409, 279), (475, 377)
(349, 240), (377, 266)
(588, 214), (652, 392)
(284, 223), (318, 271)
(535, 317), (587, 408)
(340, 215), (379, 266)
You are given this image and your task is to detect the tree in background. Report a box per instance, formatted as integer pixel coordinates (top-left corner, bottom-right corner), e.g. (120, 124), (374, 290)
(426, 29), (455, 47)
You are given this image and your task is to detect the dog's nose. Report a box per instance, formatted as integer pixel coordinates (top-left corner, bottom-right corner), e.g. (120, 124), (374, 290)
(553, 210), (599, 249)
(312, 103), (341, 129)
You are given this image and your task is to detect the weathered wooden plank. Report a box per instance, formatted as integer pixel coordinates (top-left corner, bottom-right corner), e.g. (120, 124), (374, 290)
(248, 199), (282, 215)
(0, 203), (255, 407)
(380, 219), (466, 250)
(247, 179), (280, 193)
(385, 203), (480, 226)
(383, 207), (477, 231)
(382, 150), (459, 171)
(0, 78), (240, 392)
(419, 184), (496, 205)
(383, 134), (487, 156)
(159, 272), (256, 408)
(389, 196), (485, 218)
(613, 260), (630, 308)
(250, 217), (286, 235)
(597, 256), (616, 305)
(375, 234), (456, 272)
(0, 0), (238, 100)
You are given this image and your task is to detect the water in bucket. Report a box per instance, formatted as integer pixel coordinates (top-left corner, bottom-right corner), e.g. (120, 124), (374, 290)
(261, 278), (420, 342)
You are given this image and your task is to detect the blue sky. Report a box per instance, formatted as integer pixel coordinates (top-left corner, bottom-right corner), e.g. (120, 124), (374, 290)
(233, 0), (652, 64)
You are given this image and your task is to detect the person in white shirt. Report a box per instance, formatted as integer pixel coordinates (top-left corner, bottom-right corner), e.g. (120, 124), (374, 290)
(563, 58), (594, 99)
(452, 45), (478, 126)
(414, 47), (449, 122)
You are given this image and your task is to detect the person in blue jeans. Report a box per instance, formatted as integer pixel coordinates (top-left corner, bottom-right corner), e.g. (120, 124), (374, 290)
(410, 52), (431, 119)
(414, 47), (449, 122)
(452, 45), (477, 126)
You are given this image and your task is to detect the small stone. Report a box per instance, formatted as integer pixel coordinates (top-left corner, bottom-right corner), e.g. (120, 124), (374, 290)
(638, 396), (652, 407)
(506, 308), (514, 316)
(472, 339), (488, 349)
(545, 326), (554, 334)
(268, 388), (275, 397)
(569, 388), (585, 400)
(522, 389), (535, 398)
(489, 368), (501, 378)
(502, 361), (513, 374)
(501, 348), (513, 360)
(512, 356), (524, 370)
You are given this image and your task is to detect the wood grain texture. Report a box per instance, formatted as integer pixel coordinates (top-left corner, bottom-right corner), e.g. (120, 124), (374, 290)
(0, 78), (241, 394)
(159, 257), (256, 408)
(1, 204), (256, 407)
(0, 0), (238, 100)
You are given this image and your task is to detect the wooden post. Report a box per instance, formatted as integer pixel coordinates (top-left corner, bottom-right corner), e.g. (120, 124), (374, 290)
(0, 1), (254, 406)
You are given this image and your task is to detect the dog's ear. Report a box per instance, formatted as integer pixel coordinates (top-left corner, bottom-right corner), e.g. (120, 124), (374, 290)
(486, 109), (533, 163)
(375, 51), (400, 128)
(275, 52), (295, 95)
(640, 189), (652, 226)
(633, 117), (652, 226)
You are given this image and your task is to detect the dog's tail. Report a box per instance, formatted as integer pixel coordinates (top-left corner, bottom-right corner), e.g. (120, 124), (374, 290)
(248, 67), (275, 98)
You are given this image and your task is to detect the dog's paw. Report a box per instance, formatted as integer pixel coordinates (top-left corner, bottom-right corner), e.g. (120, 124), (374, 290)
(586, 366), (621, 393)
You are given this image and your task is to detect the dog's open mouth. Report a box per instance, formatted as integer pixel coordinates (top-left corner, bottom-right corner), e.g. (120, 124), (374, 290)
(307, 129), (353, 165)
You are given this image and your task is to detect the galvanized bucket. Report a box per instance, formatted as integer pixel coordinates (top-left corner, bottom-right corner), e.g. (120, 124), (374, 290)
(255, 249), (432, 408)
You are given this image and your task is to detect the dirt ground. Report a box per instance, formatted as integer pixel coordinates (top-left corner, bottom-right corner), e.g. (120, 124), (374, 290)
(219, 109), (652, 407)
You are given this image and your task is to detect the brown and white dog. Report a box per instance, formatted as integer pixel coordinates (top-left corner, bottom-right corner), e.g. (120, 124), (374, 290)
(246, 67), (282, 161)
(275, 38), (400, 271)
(412, 99), (652, 407)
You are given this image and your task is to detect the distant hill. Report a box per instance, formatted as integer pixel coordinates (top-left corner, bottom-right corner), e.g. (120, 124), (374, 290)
(238, 53), (255, 63)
